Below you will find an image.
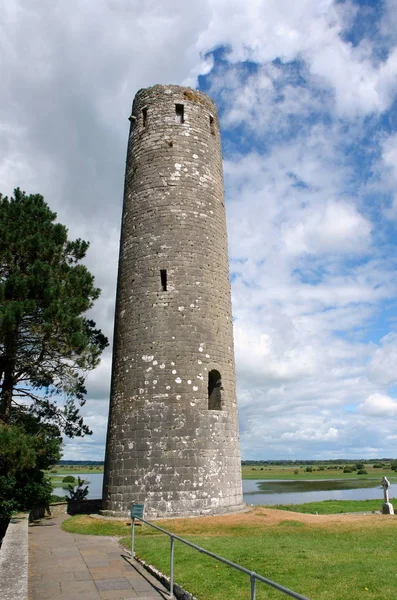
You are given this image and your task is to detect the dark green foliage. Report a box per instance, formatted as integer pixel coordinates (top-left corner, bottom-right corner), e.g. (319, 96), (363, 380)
(51, 494), (67, 502)
(62, 475), (76, 483)
(0, 189), (107, 526)
(0, 415), (62, 524)
(343, 466), (354, 473)
(391, 462), (397, 472)
(355, 463), (364, 470)
(305, 467), (313, 472)
(357, 469), (368, 475)
(67, 476), (89, 501)
(0, 188), (108, 435)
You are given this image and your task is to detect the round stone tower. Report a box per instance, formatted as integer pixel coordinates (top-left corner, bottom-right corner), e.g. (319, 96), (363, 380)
(102, 84), (244, 518)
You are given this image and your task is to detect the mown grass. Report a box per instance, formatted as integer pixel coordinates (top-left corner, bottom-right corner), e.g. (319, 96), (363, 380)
(120, 528), (397, 600)
(63, 508), (397, 600)
(63, 515), (132, 537)
(267, 498), (397, 514)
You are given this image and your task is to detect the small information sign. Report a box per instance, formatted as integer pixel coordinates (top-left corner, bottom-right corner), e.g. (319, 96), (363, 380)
(130, 503), (144, 519)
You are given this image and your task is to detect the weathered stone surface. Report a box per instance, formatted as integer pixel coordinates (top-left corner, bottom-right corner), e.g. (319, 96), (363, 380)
(382, 502), (394, 514)
(0, 514), (28, 600)
(102, 84), (244, 517)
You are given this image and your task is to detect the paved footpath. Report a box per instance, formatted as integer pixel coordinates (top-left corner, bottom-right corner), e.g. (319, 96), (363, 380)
(28, 514), (169, 600)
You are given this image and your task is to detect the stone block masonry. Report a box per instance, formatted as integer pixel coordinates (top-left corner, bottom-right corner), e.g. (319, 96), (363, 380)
(102, 84), (244, 517)
(0, 514), (28, 600)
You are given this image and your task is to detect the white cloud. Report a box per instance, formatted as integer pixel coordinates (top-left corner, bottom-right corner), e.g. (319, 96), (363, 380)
(378, 132), (397, 219)
(282, 200), (371, 256)
(2, 0), (397, 461)
(201, 0), (397, 116)
(359, 393), (397, 417)
(281, 427), (338, 441)
(368, 334), (397, 387)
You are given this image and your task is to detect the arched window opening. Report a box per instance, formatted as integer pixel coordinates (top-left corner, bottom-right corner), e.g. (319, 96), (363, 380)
(208, 370), (222, 410)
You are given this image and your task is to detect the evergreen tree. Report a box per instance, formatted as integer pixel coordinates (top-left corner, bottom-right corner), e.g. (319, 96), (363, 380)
(0, 188), (108, 436)
(0, 413), (62, 526)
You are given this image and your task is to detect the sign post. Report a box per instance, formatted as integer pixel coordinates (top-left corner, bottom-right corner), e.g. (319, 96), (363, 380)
(130, 503), (145, 557)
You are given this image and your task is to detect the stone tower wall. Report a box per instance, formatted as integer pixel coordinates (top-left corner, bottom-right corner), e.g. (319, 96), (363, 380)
(102, 84), (243, 517)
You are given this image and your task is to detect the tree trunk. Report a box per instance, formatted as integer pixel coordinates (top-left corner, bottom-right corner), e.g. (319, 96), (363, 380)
(0, 334), (18, 422)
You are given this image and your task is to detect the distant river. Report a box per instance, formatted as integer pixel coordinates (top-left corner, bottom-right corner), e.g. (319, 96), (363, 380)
(53, 474), (391, 506)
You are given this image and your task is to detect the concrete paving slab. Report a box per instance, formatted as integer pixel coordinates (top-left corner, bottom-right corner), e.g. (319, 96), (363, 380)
(95, 577), (132, 591)
(28, 515), (169, 600)
(74, 569), (94, 581)
(98, 591), (138, 600)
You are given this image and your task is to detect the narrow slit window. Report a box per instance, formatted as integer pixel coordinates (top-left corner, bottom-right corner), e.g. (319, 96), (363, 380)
(209, 115), (215, 135)
(175, 104), (184, 124)
(142, 107), (148, 127)
(208, 369), (222, 410)
(160, 269), (167, 291)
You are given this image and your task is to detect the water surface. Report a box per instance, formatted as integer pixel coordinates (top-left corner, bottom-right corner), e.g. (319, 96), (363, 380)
(52, 474), (390, 506)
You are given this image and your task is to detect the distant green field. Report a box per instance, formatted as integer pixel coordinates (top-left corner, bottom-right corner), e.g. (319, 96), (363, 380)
(50, 461), (397, 482)
(48, 464), (104, 475)
(242, 463), (397, 480)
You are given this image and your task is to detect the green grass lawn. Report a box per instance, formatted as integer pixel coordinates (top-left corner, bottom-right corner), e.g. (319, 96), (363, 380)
(265, 498), (397, 514)
(63, 507), (397, 600)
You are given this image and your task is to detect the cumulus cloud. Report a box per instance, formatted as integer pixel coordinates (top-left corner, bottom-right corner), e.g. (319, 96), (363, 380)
(368, 334), (397, 387)
(282, 201), (371, 256)
(2, 0), (397, 460)
(281, 427), (339, 442)
(201, 0), (397, 116)
(359, 393), (397, 417)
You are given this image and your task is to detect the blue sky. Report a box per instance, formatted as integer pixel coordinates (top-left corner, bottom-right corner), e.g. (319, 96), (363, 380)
(2, 0), (397, 460)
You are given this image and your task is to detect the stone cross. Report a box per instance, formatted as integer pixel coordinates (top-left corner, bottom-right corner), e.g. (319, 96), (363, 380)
(381, 476), (390, 503)
(381, 476), (394, 514)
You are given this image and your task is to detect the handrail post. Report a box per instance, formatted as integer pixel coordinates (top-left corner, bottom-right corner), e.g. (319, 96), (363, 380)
(250, 573), (256, 600)
(131, 517), (135, 557)
(169, 535), (175, 598)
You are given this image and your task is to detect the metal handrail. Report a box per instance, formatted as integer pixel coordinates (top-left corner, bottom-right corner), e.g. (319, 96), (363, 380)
(131, 516), (311, 600)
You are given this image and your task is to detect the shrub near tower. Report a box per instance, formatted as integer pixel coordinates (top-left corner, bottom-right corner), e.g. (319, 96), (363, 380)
(102, 85), (244, 518)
